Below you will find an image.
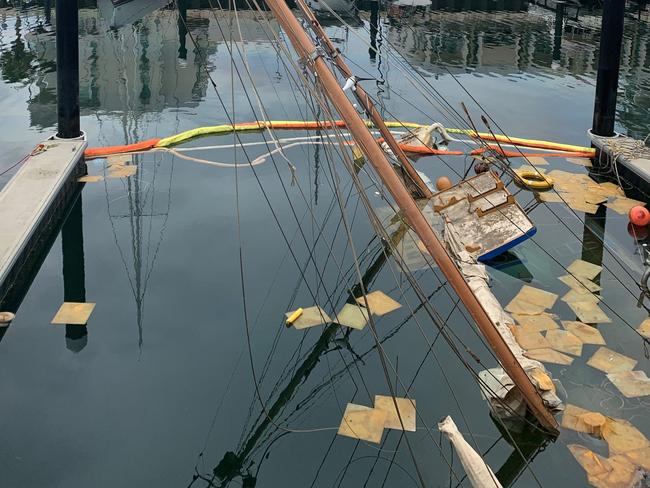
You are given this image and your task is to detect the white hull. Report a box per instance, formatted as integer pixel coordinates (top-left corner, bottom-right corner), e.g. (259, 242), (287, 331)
(304, 0), (355, 13)
(97, 0), (172, 28)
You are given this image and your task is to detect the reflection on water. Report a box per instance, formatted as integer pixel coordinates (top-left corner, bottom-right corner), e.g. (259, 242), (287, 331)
(1, 2), (650, 488)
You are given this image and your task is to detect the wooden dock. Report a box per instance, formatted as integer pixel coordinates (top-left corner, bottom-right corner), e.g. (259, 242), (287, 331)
(0, 136), (86, 307)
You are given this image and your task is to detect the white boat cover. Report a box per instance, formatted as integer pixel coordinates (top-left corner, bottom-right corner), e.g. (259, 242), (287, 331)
(438, 415), (504, 488)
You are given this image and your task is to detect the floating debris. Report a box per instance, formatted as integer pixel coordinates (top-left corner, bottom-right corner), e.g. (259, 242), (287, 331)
(568, 444), (644, 488)
(77, 175), (104, 183)
(355, 291), (402, 316)
(559, 274), (602, 293)
(530, 367), (556, 392)
(284, 306), (330, 330)
(505, 285), (558, 315)
(561, 321), (606, 345)
(337, 403), (387, 444)
(604, 197), (647, 215)
(524, 347), (574, 365)
(545, 329), (583, 356)
(51, 302), (96, 325)
(536, 191), (564, 203)
(566, 157), (593, 167)
(525, 156), (549, 166)
(510, 325), (551, 350)
(439, 416), (503, 488)
(587, 347), (637, 374)
(374, 395), (416, 432)
(607, 371), (650, 399)
(512, 312), (559, 332)
(285, 307), (303, 325)
(567, 300), (611, 324)
(602, 417), (650, 454)
(108, 165), (137, 178)
(636, 318), (650, 338)
(334, 303), (369, 330)
(562, 288), (601, 304)
(567, 259), (602, 281)
(106, 154), (132, 166)
(562, 404), (607, 436)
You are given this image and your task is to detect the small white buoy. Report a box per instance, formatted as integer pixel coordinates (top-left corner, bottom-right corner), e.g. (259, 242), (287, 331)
(0, 311), (15, 327)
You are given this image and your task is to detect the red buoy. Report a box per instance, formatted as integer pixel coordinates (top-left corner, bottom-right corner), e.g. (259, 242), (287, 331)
(629, 206), (650, 226)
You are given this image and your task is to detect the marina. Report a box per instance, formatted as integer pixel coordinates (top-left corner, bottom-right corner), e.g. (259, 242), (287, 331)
(2, 1), (650, 487)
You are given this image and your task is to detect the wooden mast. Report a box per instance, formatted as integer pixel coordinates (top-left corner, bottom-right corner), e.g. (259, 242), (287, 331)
(262, 0), (559, 433)
(294, 0), (431, 200)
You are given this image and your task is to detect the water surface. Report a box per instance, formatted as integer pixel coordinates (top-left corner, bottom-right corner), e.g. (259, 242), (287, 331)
(1, 2), (650, 487)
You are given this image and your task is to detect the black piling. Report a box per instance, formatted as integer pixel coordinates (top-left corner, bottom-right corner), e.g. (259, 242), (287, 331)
(55, 0), (81, 139)
(62, 194), (87, 352)
(591, 0), (625, 138)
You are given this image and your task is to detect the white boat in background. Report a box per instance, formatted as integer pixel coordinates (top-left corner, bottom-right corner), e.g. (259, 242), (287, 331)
(304, 0), (355, 15)
(97, 0), (172, 28)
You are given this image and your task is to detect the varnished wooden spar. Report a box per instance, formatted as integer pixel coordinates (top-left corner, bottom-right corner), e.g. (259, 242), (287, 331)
(262, 0), (559, 433)
(294, 0), (432, 199)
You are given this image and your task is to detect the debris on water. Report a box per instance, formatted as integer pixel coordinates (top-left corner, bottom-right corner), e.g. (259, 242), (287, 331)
(607, 371), (650, 398)
(587, 347), (637, 374)
(567, 300), (611, 324)
(524, 347), (574, 365)
(334, 303), (369, 330)
(545, 329), (583, 356)
(559, 274), (602, 293)
(509, 325), (551, 350)
(355, 291), (401, 316)
(51, 302), (96, 325)
(525, 156), (549, 166)
(566, 157), (593, 167)
(337, 403), (387, 444)
(567, 259), (603, 281)
(438, 416), (504, 488)
(77, 175), (104, 183)
(605, 197), (647, 215)
(512, 312), (559, 332)
(568, 444), (645, 488)
(285, 307), (303, 326)
(562, 404), (607, 436)
(637, 318), (650, 339)
(536, 191), (564, 203)
(536, 170), (636, 216)
(529, 367), (556, 393)
(374, 395), (416, 432)
(562, 288), (601, 304)
(106, 155), (132, 166)
(561, 321), (606, 345)
(505, 284), (558, 315)
(108, 164), (137, 178)
(284, 306), (330, 330)
(602, 417), (650, 454)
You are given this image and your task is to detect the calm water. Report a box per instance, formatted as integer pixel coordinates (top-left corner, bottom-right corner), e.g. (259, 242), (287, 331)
(1, 2), (650, 487)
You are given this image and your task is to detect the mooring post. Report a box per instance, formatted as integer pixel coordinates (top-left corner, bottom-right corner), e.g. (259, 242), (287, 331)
(592, 0), (625, 138)
(56, 0), (81, 139)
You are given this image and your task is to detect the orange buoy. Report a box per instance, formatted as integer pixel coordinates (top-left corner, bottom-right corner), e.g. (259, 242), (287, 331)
(629, 206), (650, 226)
(436, 176), (453, 191)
